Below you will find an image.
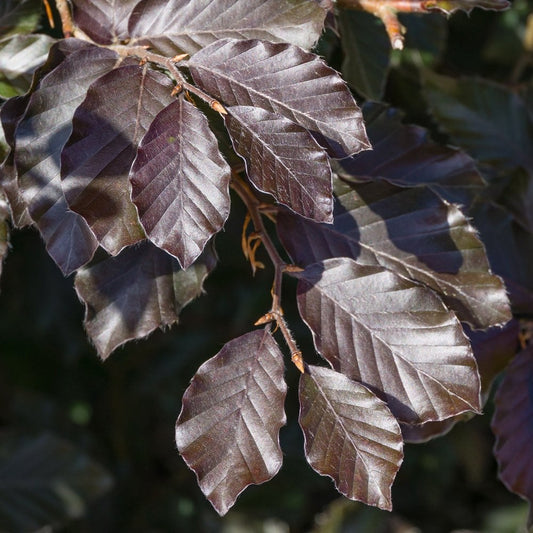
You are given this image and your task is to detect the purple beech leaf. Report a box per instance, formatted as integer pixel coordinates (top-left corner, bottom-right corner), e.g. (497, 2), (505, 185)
(491, 345), (533, 528)
(130, 98), (230, 269)
(189, 38), (370, 158)
(75, 240), (216, 358)
(296, 257), (481, 424)
(14, 45), (121, 275)
(61, 64), (175, 256)
(176, 328), (287, 516)
(299, 365), (403, 510)
(128, 0), (326, 56)
(225, 105), (333, 223)
(279, 178), (511, 329)
(423, 0), (510, 15)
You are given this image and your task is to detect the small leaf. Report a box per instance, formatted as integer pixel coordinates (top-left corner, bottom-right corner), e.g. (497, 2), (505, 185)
(0, 0), (42, 37)
(130, 97), (231, 269)
(423, 0), (510, 15)
(296, 257), (481, 424)
(491, 345), (533, 529)
(61, 64), (175, 256)
(299, 365), (403, 510)
(75, 240), (216, 358)
(225, 105), (333, 222)
(189, 38), (370, 158)
(176, 328), (287, 516)
(128, 0), (326, 55)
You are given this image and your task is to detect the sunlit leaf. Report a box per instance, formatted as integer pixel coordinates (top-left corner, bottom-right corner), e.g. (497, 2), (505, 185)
(130, 97), (231, 269)
(189, 38), (370, 158)
(61, 64), (175, 256)
(296, 257), (481, 424)
(128, 0), (326, 55)
(75, 240), (216, 358)
(0, 0), (42, 38)
(299, 365), (403, 510)
(226, 105), (332, 222)
(176, 328), (286, 516)
(423, 0), (510, 15)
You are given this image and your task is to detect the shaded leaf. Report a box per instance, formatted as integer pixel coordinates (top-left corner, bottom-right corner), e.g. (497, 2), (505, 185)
(15, 45), (120, 274)
(0, 34), (56, 98)
(0, 189), (8, 283)
(189, 38), (370, 158)
(299, 365), (403, 510)
(492, 345), (533, 528)
(75, 240), (216, 358)
(61, 64), (175, 256)
(401, 13), (448, 57)
(130, 97), (231, 269)
(423, 0), (510, 15)
(176, 328), (287, 516)
(226, 105), (332, 222)
(0, 0), (42, 38)
(0, 433), (112, 533)
(279, 178), (511, 329)
(128, 0), (326, 56)
(296, 257), (481, 424)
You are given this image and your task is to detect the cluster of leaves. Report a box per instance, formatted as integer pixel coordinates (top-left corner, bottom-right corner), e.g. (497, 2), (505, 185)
(0, 0), (532, 526)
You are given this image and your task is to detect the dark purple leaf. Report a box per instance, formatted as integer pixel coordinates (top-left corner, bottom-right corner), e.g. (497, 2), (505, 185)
(176, 328), (286, 516)
(491, 345), (533, 528)
(61, 64), (175, 256)
(128, 0), (326, 56)
(299, 365), (403, 510)
(296, 257), (481, 424)
(189, 38), (370, 158)
(130, 98), (230, 269)
(225, 105), (332, 222)
(14, 45), (121, 274)
(279, 178), (511, 329)
(75, 240), (216, 358)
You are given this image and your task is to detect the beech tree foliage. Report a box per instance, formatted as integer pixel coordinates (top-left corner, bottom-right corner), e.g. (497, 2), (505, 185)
(1, 0), (532, 525)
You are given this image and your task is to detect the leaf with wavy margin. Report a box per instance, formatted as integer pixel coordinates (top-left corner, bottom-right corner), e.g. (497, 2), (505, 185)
(299, 365), (403, 510)
(226, 105), (332, 222)
(491, 345), (533, 529)
(61, 64), (175, 256)
(130, 97), (230, 269)
(128, 0), (326, 56)
(75, 240), (216, 358)
(296, 257), (481, 424)
(189, 38), (370, 158)
(176, 328), (286, 516)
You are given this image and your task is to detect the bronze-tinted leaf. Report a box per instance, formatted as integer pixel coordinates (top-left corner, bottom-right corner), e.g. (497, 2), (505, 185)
(130, 98), (231, 269)
(189, 38), (370, 158)
(61, 64), (175, 256)
(225, 105), (332, 222)
(75, 240), (216, 358)
(128, 0), (326, 55)
(176, 328), (287, 516)
(299, 365), (403, 510)
(296, 257), (481, 424)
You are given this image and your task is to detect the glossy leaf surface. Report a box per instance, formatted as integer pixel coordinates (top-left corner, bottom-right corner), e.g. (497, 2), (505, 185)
(297, 258), (481, 424)
(176, 328), (287, 516)
(299, 365), (403, 510)
(131, 98), (231, 269)
(226, 105), (332, 222)
(128, 0), (326, 55)
(75, 241), (216, 358)
(189, 38), (370, 158)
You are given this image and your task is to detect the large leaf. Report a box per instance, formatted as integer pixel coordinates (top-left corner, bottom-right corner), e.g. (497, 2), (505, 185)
(74, 240), (216, 358)
(61, 64), (175, 256)
(279, 178), (511, 329)
(130, 97), (231, 269)
(225, 105), (333, 222)
(0, 34), (56, 98)
(0, 433), (112, 532)
(176, 328), (287, 516)
(299, 365), (403, 510)
(0, 0), (42, 37)
(491, 345), (533, 529)
(14, 45), (120, 275)
(296, 257), (481, 424)
(189, 38), (370, 158)
(128, 0), (326, 55)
